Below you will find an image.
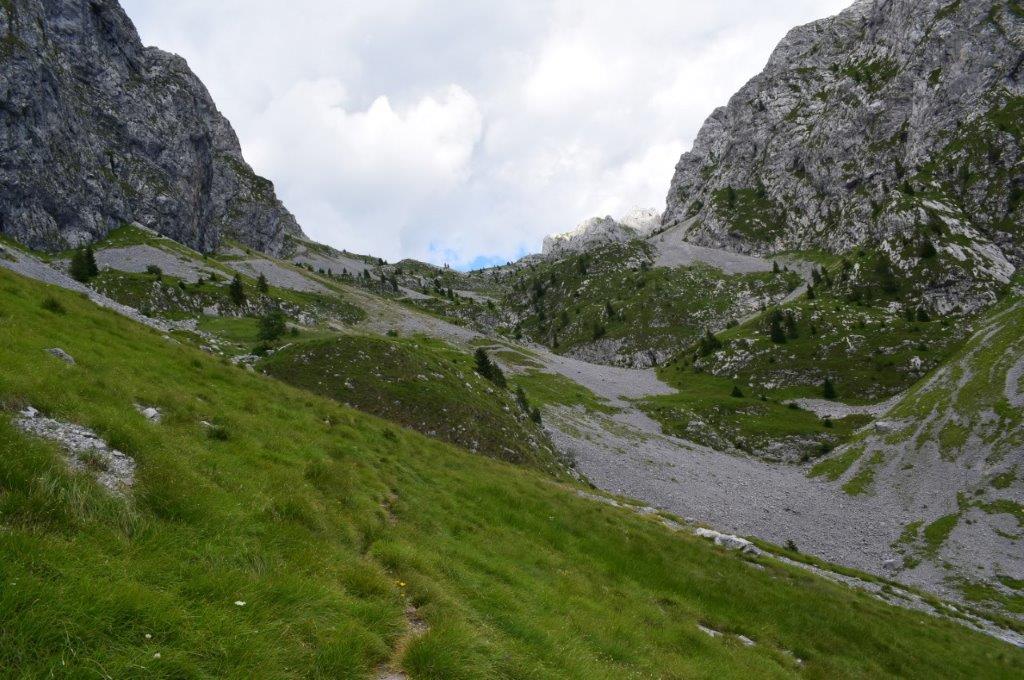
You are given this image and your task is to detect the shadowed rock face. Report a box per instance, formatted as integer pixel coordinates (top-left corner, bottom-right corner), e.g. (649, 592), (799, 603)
(663, 0), (1022, 310)
(0, 0), (304, 254)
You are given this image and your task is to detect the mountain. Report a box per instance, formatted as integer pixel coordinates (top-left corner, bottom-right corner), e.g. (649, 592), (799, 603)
(0, 0), (303, 254)
(662, 0), (1022, 315)
(542, 209), (662, 257)
(2, 0), (1024, 671)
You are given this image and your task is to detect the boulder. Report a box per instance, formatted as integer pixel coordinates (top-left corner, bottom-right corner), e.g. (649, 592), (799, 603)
(694, 527), (761, 555)
(46, 348), (76, 365)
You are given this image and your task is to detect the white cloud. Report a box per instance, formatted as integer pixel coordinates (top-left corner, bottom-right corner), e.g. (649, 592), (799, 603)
(245, 80), (482, 259)
(121, 0), (852, 267)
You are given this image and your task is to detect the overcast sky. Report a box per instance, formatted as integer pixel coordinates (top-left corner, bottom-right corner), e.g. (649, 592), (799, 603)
(121, 0), (850, 268)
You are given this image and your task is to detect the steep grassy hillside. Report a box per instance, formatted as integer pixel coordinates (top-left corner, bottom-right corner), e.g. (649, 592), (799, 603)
(2, 268), (1023, 677)
(641, 248), (978, 459)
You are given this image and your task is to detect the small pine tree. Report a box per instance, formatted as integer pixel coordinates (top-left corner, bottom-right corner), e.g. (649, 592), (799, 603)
(491, 362), (507, 389)
(515, 387), (530, 412)
(474, 348), (494, 380)
(916, 308), (931, 322)
(823, 376), (837, 400)
(785, 310), (799, 339)
(731, 385), (744, 398)
(769, 310), (787, 344)
(530, 407), (542, 425)
(772, 260), (781, 274)
(69, 246), (98, 282)
(257, 273), (269, 293)
(474, 349), (506, 388)
(698, 329), (722, 356)
(919, 240), (938, 259)
(807, 284), (816, 300)
(228, 274), (246, 306)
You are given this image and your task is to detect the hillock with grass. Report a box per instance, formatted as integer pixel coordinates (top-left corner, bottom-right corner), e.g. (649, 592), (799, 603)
(260, 335), (560, 470)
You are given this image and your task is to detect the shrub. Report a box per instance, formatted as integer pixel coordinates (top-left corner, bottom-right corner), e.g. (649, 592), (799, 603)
(530, 407), (543, 425)
(257, 273), (269, 293)
(919, 240), (938, 259)
(916, 308), (931, 322)
(146, 264), (163, 278)
(207, 425), (229, 441)
(698, 329), (722, 356)
(258, 309), (288, 342)
(785, 539), (799, 553)
(515, 387), (530, 412)
(41, 296), (66, 314)
(731, 385), (744, 398)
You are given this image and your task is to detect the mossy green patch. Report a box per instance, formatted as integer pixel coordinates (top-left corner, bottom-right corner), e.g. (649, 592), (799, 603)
(842, 452), (885, 496)
(923, 513), (960, 554)
(809, 446), (864, 481)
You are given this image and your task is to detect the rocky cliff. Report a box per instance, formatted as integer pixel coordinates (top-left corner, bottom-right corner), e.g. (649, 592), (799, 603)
(663, 0), (1023, 314)
(0, 0), (303, 254)
(543, 208), (662, 257)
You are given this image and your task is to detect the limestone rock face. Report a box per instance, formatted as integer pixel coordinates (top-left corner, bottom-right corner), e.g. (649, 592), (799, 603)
(543, 208), (662, 257)
(0, 0), (304, 254)
(662, 0), (1022, 311)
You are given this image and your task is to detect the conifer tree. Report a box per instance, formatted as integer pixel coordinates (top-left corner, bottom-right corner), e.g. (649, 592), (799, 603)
(69, 245), (99, 282)
(823, 376), (837, 400)
(228, 274), (246, 306)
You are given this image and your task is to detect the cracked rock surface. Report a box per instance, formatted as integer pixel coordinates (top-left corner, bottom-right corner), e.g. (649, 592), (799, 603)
(0, 0), (303, 254)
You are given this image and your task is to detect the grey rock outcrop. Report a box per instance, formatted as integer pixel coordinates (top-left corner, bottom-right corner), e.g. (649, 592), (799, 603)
(45, 347), (75, 364)
(543, 208), (662, 257)
(0, 0), (304, 254)
(663, 0), (1022, 312)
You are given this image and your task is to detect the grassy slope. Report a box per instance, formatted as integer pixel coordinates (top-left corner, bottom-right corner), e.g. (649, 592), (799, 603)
(259, 334), (560, 471)
(639, 249), (971, 458)
(683, 248), (968, 404)
(827, 281), (1024, 575)
(502, 241), (800, 361)
(89, 227), (364, 328)
(2, 270), (1023, 678)
(640, 371), (870, 459)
